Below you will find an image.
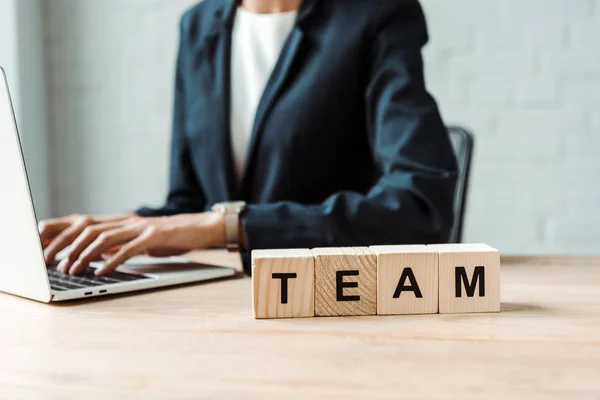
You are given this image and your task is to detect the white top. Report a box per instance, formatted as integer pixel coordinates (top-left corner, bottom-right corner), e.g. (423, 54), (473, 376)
(230, 7), (297, 185)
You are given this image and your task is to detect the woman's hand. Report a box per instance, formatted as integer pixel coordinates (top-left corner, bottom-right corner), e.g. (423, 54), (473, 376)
(39, 213), (137, 264)
(45, 212), (226, 276)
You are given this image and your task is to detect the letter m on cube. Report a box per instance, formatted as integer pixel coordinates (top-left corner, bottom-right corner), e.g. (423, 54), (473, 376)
(433, 244), (501, 314)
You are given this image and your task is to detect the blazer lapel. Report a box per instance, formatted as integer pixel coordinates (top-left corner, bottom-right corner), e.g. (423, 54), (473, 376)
(192, 1), (238, 201)
(239, 0), (320, 196)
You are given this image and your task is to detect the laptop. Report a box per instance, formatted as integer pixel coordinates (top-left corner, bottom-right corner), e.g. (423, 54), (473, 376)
(0, 67), (236, 303)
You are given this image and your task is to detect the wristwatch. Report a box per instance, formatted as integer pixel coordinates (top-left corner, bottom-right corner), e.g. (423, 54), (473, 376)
(211, 201), (247, 252)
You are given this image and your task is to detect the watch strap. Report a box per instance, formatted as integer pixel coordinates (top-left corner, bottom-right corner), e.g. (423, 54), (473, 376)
(212, 202), (246, 252)
(224, 212), (240, 252)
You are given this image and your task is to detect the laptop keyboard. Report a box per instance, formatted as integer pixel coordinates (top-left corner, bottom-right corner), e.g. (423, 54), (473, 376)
(47, 264), (148, 292)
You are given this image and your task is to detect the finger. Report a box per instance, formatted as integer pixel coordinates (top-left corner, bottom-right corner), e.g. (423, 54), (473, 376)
(41, 234), (61, 250)
(39, 219), (71, 248)
(96, 227), (159, 276)
(69, 225), (146, 275)
(44, 217), (93, 264)
(58, 221), (128, 273)
(100, 246), (122, 260)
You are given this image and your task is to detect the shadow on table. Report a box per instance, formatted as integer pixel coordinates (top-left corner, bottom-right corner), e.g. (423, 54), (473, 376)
(501, 302), (548, 313)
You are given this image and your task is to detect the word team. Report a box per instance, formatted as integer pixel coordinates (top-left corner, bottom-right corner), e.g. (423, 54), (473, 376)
(252, 244), (500, 319)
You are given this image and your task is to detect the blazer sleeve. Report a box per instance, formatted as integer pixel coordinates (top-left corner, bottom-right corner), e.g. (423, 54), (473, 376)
(240, 0), (458, 272)
(137, 18), (206, 217)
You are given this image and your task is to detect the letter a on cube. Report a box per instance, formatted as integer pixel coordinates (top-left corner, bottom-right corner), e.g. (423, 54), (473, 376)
(434, 244), (501, 314)
(252, 249), (314, 319)
(371, 245), (439, 315)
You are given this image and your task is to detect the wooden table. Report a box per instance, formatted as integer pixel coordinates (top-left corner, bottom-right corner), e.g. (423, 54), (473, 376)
(1, 253), (600, 399)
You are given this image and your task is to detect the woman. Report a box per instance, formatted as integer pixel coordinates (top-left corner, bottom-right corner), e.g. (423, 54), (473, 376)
(39, 0), (458, 276)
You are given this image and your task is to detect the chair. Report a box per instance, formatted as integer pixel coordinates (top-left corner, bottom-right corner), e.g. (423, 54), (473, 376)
(447, 126), (474, 243)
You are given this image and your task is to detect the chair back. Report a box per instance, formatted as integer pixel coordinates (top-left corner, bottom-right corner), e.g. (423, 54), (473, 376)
(447, 126), (474, 243)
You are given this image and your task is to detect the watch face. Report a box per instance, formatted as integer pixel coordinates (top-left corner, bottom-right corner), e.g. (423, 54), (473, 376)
(229, 201), (246, 212)
(214, 201), (246, 213)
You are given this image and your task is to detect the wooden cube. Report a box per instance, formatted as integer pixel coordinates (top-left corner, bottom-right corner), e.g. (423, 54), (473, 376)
(434, 244), (501, 314)
(252, 249), (315, 319)
(312, 247), (376, 317)
(371, 245), (439, 315)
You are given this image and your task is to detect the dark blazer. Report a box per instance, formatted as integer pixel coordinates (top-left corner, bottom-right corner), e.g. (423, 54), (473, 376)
(137, 0), (458, 273)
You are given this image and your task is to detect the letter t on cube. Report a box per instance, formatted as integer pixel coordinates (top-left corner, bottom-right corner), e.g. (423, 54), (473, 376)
(252, 249), (315, 319)
(434, 244), (501, 314)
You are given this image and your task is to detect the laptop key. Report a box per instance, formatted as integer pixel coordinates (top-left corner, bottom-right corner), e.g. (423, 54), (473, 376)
(52, 279), (87, 290)
(72, 278), (103, 287)
(94, 277), (120, 284)
(49, 283), (71, 291)
(47, 265), (148, 292)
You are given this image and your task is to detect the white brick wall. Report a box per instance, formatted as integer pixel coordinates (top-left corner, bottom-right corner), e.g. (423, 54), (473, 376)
(42, 0), (198, 216)
(422, 0), (600, 254)
(42, 0), (600, 254)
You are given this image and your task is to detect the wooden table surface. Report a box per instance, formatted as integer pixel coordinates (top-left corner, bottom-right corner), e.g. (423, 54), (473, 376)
(1, 252), (600, 399)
